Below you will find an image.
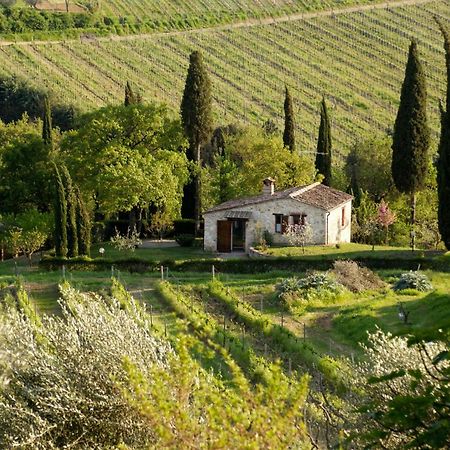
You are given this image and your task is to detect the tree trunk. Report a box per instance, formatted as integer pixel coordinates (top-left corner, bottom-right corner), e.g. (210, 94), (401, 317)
(65, 0), (69, 13)
(194, 143), (202, 237)
(410, 192), (416, 251)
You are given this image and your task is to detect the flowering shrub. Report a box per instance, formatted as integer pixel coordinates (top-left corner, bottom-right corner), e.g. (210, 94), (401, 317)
(283, 223), (313, 253)
(0, 281), (312, 448)
(0, 284), (171, 448)
(393, 271), (433, 292)
(348, 329), (449, 448)
(110, 226), (142, 251)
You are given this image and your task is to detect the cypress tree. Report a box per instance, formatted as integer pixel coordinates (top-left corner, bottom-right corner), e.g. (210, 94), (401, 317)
(53, 164), (68, 258)
(437, 20), (450, 249)
(124, 81), (136, 107)
(75, 185), (91, 257)
(180, 50), (213, 233)
(283, 86), (296, 152)
(60, 165), (78, 257)
(346, 149), (362, 207)
(42, 96), (52, 147)
(391, 40), (430, 250)
(315, 97), (332, 186)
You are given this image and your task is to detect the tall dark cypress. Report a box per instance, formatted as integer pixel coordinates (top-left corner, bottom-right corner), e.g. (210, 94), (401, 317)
(42, 96), (52, 147)
(60, 165), (78, 257)
(437, 20), (450, 249)
(75, 185), (91, 257)
(180, 50), (213, 233)
(124, 81), (136, 107)
(283, 86), (296, 152)
(391, 40), (430, 250)
(315, 97), (332, 186)
(53, 164), (68, 258)
(346, 149), (362, 207)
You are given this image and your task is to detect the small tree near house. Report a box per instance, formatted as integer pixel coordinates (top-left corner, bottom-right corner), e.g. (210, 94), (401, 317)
(284, 223), (314, 254)
(376, 199), (396, 245)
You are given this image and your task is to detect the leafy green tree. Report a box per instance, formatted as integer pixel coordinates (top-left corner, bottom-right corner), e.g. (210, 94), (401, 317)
(61, 104), (188, 219)
(75, 186), (91, 257)
(180, 50), (213, 232)
(345, 135), (394, 202)
(60, 165), (78, 257)
(42, 96), (52, 148)
(1, 209), (51, 264)
(53, 164), (68, 258)
(0, 76), (77, 131)
(0, 118), (54, 214)
(391, 40), (430, 250)
(315, 97), (332, 186)
(437, 20), (450, 250)
(210, 151), (240, 204)
(283, 86), (296, 152)
(211, 125), (314, 200)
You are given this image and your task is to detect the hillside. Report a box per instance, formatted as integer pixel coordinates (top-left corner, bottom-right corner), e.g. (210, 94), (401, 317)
(30, 0), (401, 24)
(0, 0), (449, 157)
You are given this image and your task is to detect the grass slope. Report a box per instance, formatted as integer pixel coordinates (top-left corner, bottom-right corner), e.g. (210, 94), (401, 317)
(1, 1), (448, 156)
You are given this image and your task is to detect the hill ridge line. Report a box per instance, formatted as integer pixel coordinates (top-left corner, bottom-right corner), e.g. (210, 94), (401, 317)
(0, 0), (437, 47)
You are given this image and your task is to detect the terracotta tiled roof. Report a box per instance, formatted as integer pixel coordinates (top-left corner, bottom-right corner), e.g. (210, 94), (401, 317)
(204, 182), (352, 214)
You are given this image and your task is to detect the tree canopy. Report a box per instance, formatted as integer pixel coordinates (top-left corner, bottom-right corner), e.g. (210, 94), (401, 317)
(61, 104), (189, 216)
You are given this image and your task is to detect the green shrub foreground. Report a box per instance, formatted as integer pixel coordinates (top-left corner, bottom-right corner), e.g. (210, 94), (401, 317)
(0, 281), (309, 449)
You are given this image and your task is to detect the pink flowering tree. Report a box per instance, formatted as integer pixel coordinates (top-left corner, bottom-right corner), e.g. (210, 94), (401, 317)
(376, 200), (396, 245)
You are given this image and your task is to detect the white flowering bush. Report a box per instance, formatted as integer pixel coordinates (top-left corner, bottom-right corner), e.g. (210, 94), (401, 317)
(347, 329), (449, 448)
(393, 271), (433, 292)
(283, 223), (314, 253)
(110, 226), (142, 252)
(0, 283), (171, 449)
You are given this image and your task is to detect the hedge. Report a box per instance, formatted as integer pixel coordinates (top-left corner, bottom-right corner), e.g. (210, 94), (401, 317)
(38, 254), (447, 274)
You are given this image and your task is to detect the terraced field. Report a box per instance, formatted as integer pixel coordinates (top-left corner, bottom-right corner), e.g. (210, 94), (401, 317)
(1, 0), (449, 157)
(32, 0), (399, 22)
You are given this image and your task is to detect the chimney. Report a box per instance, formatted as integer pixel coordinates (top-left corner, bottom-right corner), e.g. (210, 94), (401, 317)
(262, 177), (275, 195)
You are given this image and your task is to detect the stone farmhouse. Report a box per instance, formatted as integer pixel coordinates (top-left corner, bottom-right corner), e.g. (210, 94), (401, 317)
(203, 178), (353, 253)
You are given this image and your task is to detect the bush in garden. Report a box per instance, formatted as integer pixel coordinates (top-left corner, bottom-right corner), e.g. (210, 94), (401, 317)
(110, 226), (142, 251)
(0, 284), (171, 448)
(278, 276), (301, 294)
(279, 272), (341, 295)
(393, 271), (433, 292)
(175, 233), (195, 247)
(332, 260), (385, 292)
(278, 272), (343, 312)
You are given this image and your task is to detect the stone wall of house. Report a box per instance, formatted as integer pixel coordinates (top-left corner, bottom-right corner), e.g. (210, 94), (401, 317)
(327, 202), (352, 244)
(204, 198), (330, 252)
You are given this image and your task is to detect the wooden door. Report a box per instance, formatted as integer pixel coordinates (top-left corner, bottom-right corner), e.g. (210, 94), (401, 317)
(217, 220), (232, 252)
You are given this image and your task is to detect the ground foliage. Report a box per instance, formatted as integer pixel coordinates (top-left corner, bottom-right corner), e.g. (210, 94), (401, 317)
(348, 329), (450, 449)
(0, 280), (311, 449)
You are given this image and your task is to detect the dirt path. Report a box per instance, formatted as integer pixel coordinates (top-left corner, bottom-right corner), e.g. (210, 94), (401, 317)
(0, 0), (436, 47)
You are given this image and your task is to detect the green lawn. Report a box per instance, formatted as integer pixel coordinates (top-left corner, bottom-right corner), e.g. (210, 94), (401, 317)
(90, 242), (213, 262)
(264, 243), (443, 260)
(1, 243), (448, 355)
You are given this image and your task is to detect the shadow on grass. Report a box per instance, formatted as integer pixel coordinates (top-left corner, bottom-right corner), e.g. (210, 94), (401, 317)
(332, 289), (450, 346)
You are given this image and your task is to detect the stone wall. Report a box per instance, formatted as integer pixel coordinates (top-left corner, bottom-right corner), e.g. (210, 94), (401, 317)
(327, 202), (352, 244)
(204, 198), (331, 252)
